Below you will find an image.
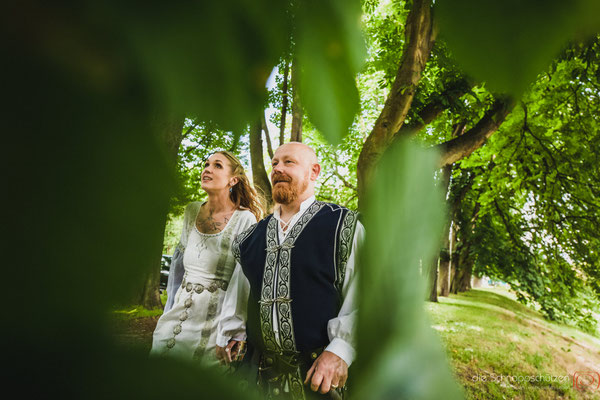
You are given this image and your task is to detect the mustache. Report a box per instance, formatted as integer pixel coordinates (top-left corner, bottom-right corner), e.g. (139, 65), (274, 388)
(272, 173), (292, 184)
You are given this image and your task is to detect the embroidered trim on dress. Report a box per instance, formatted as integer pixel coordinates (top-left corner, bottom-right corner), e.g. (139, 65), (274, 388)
(194, 210), (239, 359)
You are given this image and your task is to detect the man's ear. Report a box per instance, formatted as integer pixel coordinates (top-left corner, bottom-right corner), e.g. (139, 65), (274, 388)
(310, 163), (321, 181)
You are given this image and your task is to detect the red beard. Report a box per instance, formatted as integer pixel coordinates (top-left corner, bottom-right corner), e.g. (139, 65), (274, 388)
(272, 173), (308, 204)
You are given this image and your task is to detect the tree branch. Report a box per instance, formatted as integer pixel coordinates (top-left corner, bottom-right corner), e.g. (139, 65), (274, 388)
(279, 59), (290, 146)
(357, 0), (436, 207)
(333, 169), (357, 191)
(261, 112), (274, 159)
(436, 97), (515, 167)
(395, 79), (473, 140)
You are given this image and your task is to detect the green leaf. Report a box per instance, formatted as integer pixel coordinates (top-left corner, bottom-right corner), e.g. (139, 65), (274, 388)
(296, 0), (366, 144)
(435, 0), (600, 96)
(113, 0), (289, 132)
(354, 139), (464, 399)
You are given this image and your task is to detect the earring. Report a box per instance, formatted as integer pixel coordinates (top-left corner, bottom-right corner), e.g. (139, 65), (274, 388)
(229, 187), (233, 193)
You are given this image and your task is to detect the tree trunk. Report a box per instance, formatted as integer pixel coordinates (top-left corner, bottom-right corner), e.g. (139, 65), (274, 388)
(136, 114), (185, 309)
(250, 119), (273, 210)
(450, 195), (480, 294)
(428, 257), (439, 302)
(472, 275), (485, 288)
(279, 59), (290, 146)
(357, 0), (435, 210)
(456, 259), (474, 292)
(437, 98), (515, 168)
(138, 223), (169, 308)
(290, 58), (303, 142)
(395, 79), (472, 141)
(428, 159), (455, 302)
(447, 222), (457, 295)
(438, 245), (451, 297)
(436, 163), (454, 297)
(262, 112), (275, 159)
(450, 245), (468, 294)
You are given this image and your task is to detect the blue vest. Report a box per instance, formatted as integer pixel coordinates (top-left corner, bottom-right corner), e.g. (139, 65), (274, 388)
(233, 201), (358, 353)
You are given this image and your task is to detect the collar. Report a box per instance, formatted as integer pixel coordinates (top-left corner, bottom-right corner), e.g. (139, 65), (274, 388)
(273, 195), (316, 221)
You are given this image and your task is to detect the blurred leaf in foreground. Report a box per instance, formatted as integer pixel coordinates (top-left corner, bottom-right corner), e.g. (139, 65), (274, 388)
(436, 0), (600, 96)
(295, 0), (366, 145)
(353, 139), (464, 400)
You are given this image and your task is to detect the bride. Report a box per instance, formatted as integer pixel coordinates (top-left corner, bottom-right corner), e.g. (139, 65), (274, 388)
(150, 151), (262, 364)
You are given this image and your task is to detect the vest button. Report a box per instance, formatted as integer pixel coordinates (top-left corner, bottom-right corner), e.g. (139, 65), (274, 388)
(265, 357), (273, 366)
(311, 352), (318, 360)
(272, 388), (280, 396)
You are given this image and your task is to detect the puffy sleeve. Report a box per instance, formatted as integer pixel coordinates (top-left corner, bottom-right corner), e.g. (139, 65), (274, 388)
(163, 202), (199, 312)
(216, 210), (258, 346)
(325, 220), (365, 366)
(216, 261), (251, 346)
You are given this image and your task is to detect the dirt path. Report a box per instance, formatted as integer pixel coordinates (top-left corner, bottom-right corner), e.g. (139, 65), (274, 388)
(110, 316), (159, 353)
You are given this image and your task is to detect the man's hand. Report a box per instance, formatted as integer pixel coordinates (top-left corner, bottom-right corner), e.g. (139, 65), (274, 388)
(216, 340), (245, 365)
(303, 351), (348, 394)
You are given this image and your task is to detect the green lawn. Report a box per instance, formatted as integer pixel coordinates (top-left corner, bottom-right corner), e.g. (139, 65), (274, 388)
(426, 287), (600, 400)
(112, 287), (600, 399)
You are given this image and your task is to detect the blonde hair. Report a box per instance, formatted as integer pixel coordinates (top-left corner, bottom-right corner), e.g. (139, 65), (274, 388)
(214, 151), (264, 221)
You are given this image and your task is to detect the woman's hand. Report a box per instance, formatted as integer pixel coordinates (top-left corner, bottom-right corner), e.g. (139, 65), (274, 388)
(216, 340), (245, 364)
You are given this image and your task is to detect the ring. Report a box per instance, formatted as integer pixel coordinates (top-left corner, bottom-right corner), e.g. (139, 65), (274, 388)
(225, 348), (230, 352)
(331, 385), (338, 389)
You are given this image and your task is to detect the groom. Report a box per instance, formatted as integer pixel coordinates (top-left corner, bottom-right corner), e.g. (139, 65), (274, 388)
(216, 142), (364, 400)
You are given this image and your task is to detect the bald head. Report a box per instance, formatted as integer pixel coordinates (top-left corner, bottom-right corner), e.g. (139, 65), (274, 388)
(275, 142), (318, 164)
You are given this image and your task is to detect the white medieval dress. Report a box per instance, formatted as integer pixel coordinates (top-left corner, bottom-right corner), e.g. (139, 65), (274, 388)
(150, 202), (257, 364)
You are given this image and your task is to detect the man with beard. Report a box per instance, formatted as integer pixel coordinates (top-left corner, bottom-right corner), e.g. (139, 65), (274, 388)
(216, 142), (364, 400)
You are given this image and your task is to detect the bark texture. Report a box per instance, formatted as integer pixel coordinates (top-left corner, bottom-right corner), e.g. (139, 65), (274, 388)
(437, 243), (451, 297)
(395, 80), (472, 140)
(430, 163), (453, 300)
(437, 98), (515, 168)
(428, 258), (439, 302)
(262, 112), (274, 159)
(279, 60), (290, 146)
(138, 114), (184, 309)
(250, 119), (273, 210)
(290, 58), (303, 142)
(357, 0), (436, 209)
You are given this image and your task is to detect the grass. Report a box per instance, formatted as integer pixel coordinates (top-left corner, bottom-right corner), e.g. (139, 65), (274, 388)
(112, 291), (168, 319)
(110, 287), (600, 398)
(426, 287), (600, 400)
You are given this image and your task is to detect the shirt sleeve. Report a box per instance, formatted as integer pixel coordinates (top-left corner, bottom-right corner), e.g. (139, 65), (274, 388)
(164, 203), (195, 312)
(215, 210), (257, 347)
(324, 220), (365, 366)
(216, 262), (250, 347)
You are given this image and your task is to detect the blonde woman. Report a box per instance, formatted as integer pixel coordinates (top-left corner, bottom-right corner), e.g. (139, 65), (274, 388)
(150, 151), (262, 364)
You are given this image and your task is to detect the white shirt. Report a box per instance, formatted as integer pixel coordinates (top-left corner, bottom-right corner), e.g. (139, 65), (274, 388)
(216, 196), (364, 366)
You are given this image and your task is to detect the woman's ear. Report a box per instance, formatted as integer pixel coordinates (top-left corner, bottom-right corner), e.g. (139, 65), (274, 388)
(229, 177), (239, 187)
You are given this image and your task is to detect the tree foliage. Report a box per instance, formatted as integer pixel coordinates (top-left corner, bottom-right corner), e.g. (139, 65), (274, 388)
(6, 0), (600, 398)
(295, 1), (600, 333)
(456, 38), (600, 332)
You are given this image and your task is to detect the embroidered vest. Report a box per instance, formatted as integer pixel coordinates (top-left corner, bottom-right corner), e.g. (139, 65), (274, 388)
(233, 201), (358, 354)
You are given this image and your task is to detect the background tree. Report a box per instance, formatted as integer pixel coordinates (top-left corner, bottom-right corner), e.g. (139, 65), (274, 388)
(133, 113), (185, 309)
(8, 0), (598, 398)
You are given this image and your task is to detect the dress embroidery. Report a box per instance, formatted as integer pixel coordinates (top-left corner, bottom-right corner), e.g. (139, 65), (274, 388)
(194, 211), (239, 358)
(156, 209), (241, 358)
